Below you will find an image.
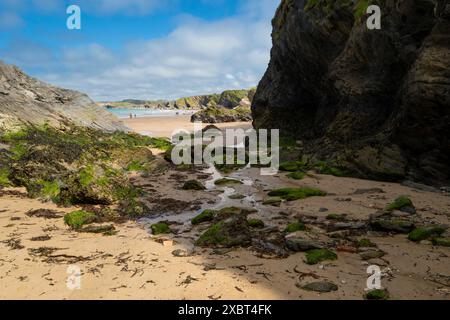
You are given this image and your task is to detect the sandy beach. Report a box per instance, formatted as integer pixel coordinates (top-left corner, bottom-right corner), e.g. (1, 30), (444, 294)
(1, 115), (449, 300)
(123, 115), (253, 138)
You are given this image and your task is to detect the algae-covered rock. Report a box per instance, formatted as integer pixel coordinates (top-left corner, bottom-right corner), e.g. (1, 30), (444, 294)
(300, 281), (338, 293)
(64, 210), (96, 229)
(214, 178), (243, 186)
(247, 219), (265, 229)
(262, 197), (282, 207)
(305, 249), (337, 265)
(287, 171), (306, 180)
(284, 221), (306, 233)
(356, 239), (377, 248)
(182, 180), (206, 191)
(408, 225), (447, 242)
(268, 187), (326, 201)
(80, 224), (116, 234)
(326, 213), (347, 221)
(432, 237), (450, 247)
(359, 249), (386, 261)
(214, 207), (257, 221)
(286, 237), (323, 252)
(279, 161), (307, 172)
(365, 289), (389, 300)
(192, 210), (216, 225)
(0, 125), (156, 216)
(151, 223), (171, 235)
(370, 218), (415, 234)
(196, 214), (251, 248)
(386, 196), (416, 214)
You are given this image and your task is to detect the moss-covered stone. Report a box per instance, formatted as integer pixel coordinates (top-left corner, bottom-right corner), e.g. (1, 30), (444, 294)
(268, 187), (327, 201)
(151, 223), (171, 235)
(262, 197), (282, 206)
(214, 178), (243, 186)
(370, 218), (415, 234)
(432, 237), (450, 247)
(365, 289), (389, 300)
(0, 167), (12, 187)
(356, 238), (377, 248)
(279, 161), (307, 172)
(182, 180), (206, 190)
(326, 213), (347, 221)
(305, 248), (337, 265)
(300, 281), (338, 293)
(192, 210), (216, 225)
(0, 125), (155, 215)
(287, 171), (306, 180)
(215, 207), (256, 221)
(314, 161), (345, 177)
(64, 210), (96, 229)
(195, 214), (251, 248)
(386, 196), (414, 211)
(359, 249), (385, 260)
(248, 219), (265, 229)
(285, 221), (306, 233)
(408, 226), (447, 242)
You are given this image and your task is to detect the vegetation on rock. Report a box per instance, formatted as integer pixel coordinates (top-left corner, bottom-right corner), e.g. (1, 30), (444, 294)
(64, 210), (96, 229)
(214, 178), (243, 186)
(268, 187), (326, 201)
(365, 289), (389, 300)
(408, 226), (447, 242)
(305, 248), (337, 265)
(284, 221), (306, 233)
(182, 180), (206, 190)
(151, 223), (171, 235)
(0, 124), (163, 217)
(386, 196), (414, 212)
(247, 219), (265, 229)
(192, 210), (216, 225)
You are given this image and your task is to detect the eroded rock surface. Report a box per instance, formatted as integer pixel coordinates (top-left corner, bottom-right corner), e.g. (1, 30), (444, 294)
(252, 0), (450, 186)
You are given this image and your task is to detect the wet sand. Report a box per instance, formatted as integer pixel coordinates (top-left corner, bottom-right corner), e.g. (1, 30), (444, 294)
(123, 115), (252, 138)
(1, 116), (450, 300)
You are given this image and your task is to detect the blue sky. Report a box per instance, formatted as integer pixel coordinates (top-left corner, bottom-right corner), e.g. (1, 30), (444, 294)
(0, 0), (280, 101)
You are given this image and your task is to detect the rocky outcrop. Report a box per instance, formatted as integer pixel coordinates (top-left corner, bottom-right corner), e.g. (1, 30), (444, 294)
(0, 61), (127, 132)
(103, 88), (256, 111)
(252, 0), (450, 186)
(191, 106), (252, 123)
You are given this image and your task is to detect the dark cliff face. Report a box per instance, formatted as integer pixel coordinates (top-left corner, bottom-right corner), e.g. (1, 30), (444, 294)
(252, 0), (450, 186)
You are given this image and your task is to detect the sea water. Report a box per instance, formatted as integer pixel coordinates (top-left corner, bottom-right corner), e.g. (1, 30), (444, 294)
(106, 108), (195, 119)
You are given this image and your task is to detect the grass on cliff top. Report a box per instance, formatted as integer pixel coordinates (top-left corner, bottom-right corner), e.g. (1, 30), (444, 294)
(304, 0), (377, 20)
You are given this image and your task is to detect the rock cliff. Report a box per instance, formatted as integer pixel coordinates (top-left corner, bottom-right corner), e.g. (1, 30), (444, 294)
(103, 88), (256, 111)
(0, 61), (127, 132)
(252, 0), (450, 186)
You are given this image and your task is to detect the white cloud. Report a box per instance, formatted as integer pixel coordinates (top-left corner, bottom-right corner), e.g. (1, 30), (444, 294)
(0, 12), (25, 29)
(4, 0), (281, 101)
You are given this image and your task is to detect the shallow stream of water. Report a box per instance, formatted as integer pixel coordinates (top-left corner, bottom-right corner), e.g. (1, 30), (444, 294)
(138, 164), (260, 232)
